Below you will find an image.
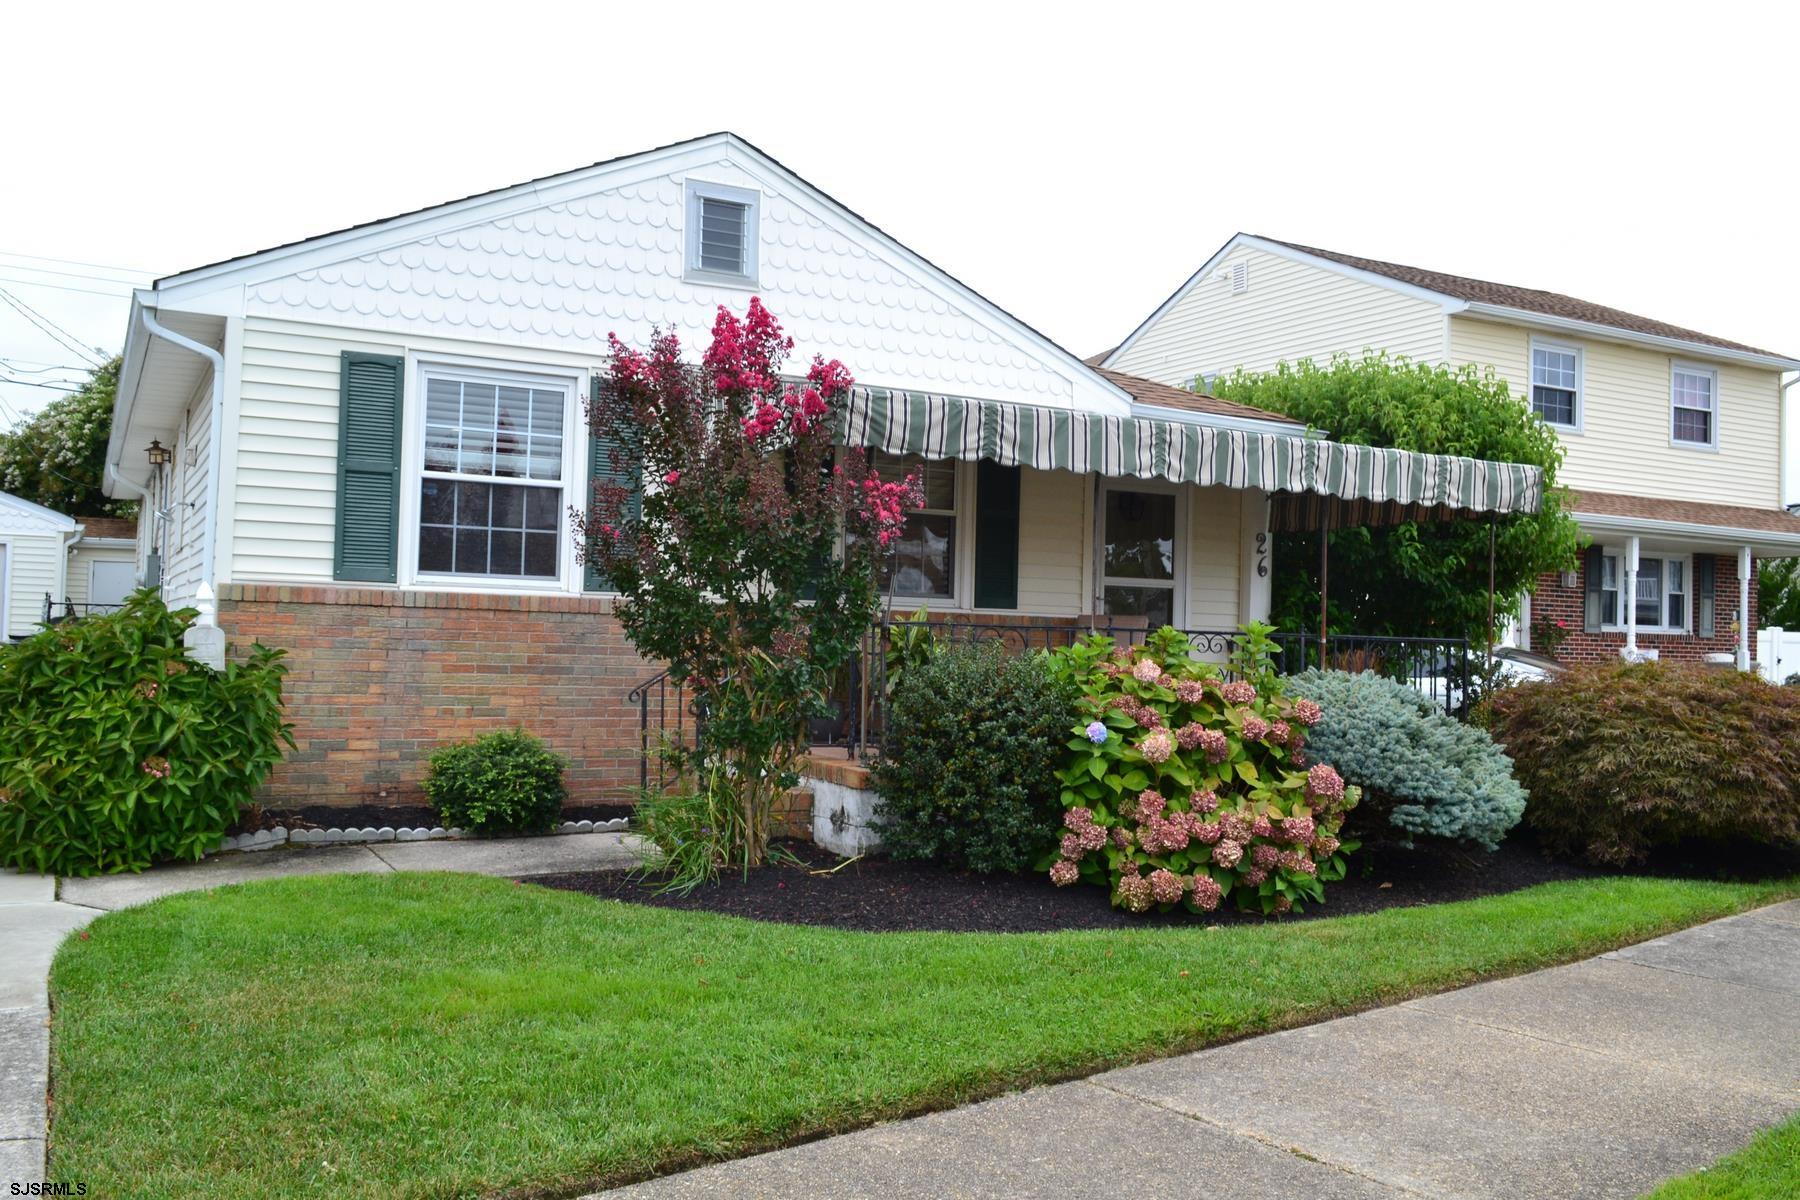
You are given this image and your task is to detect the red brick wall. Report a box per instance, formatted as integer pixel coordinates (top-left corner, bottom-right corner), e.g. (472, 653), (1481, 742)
(217, 585), (658, 809)
(1530, 553), (1757, 665)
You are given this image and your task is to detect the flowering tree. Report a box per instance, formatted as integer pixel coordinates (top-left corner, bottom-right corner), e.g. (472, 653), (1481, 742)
(577, 299), (916, 869)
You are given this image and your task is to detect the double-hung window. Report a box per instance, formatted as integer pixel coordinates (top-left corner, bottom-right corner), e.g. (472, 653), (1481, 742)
(1670, 364), (1718, 448)
(1530, 341), (1581, 428)
(418, 369), (569, 580)
(868, 451), (958, 600)
(1599, 551), (1689, 633)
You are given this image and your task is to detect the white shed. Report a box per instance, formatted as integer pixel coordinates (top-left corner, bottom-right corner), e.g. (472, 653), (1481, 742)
(0, 490), (76, 641)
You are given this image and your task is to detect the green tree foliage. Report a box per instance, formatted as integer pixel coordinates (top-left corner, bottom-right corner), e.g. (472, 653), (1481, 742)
(1760, 556), (1800, 630)
(1211, 354), (1581, 641)
(0, 356), (132, 517)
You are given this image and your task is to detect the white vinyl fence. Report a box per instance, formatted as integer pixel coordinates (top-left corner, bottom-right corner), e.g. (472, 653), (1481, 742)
(1758, 626), (1800, 683)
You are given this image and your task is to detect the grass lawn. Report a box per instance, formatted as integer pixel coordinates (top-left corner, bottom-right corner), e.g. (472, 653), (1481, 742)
(48, 872), (1798, 1200)
(1643, 1114), (1800, 1199)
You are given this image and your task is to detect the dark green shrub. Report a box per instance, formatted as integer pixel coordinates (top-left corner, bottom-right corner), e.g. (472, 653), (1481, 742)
(872, 641), (1078, 873)
(1286, 669), (1525, 851)
(1486, 662), (1800, 865)
(423, 728), (568, 836)
(0, 592), (292, 875)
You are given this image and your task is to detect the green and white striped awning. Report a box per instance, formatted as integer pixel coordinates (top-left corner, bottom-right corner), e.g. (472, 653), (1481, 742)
(840, 387), (1544, 529)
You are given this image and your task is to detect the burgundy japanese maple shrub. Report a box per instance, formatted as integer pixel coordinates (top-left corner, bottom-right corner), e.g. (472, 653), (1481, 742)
(577, 298), (915, 873)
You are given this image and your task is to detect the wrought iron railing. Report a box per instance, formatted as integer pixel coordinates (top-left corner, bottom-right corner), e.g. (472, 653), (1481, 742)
(628, 668), (705, 792)
(41, 596), (125, 625)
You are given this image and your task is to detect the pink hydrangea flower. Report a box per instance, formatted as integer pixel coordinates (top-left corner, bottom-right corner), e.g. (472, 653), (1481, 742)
(1291, 698), (1323, 726)
(1311, 833), (1341, 857)
(1195, 728), (1230, 763)
(1242, 715), (1271, 741)
(1252, 842), (1281, 869)
(1156, 672), (1177, 689)
(1060, 832), (1088, 861)
(1149, 868), (1186, 904)
(1139, 729), (1176, 764)
(1065, 806), (1095, 830)
(1078, 824), (1107, 852)
(1211, 839), (1244, 869)
(1116, 871), (1154, 913)
(1217, 812), (1251, 842)
(1306, 763), (1346, 803)
(1190, 873), (1222, 911)
(1268, 721), (1292, 745)
(1112, 827), (1134, 850)
(1192, 820), (1223, 845)
(1174, 679), (1208, 704)
(1049, 859), (1080, 886)
(1221, 680), (1257, 705)
(1190, 789), (1219, 814)
(1240, 865), (1269, 886)
(1140, 815), (1190, 854)
(1250, 815), (1275, 840)
(1132, 658), (1163, 683)
(140, 756), (171, 780)
(1135, 789), (1167, 820)
(1273, 895), (1293, 914)
(1281, 815), (1316, 843)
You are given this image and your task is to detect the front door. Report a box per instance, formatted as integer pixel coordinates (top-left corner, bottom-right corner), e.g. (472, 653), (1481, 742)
(89, 560), (136, 611)
(1097, 483), (1181, 629)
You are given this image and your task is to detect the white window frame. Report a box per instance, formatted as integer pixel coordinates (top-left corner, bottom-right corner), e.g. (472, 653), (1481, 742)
(1094, 477), (1187, 628)
(1528, 336), (1584, 432)
(1669, 361), (1720, 451)
(863, 452), (971, 609)
(1599, 548), (1692, 635)
(397, 355), (585, 595)
(683, 179), (761, 289)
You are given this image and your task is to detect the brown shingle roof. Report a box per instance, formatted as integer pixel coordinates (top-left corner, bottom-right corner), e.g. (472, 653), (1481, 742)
(1571, 489), (1800, 537)
(77, 516), (137, 540)
(1261, 237), (1799, 362)
(1093, 367), (1303, 427)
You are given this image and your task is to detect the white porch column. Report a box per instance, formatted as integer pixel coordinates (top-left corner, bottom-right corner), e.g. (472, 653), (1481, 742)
(1237, 489), (1272, 626)
(1738, 545), (1753, 671)
(1623, 535), (1641, 659)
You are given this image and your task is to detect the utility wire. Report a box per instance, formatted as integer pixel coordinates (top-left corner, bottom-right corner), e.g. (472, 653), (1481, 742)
(0, 261), (149, 286)
(0, 248), (159, 277)
(0, 378), (84, 392)
(0, 357), (92, 374)
(0, 274), (134, 300)
(0, 288), (107, 365)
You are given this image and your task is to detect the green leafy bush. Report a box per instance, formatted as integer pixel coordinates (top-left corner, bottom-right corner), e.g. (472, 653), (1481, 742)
(423, 729), (568, 836)
(1285, 670), (1525, 851)
(1485, 662), (1800, 865)
(0, 592), (291, 875)
(1045, 625), (1361, 916)
(872, 640), (1079, 873)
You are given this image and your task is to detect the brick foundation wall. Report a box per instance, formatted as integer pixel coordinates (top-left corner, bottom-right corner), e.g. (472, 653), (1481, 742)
(217, 585), (658, 810)
(1530, 553), (1757, 665)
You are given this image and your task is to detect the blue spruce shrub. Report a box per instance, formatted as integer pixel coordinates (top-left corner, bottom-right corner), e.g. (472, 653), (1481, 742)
(1285, 669), (1525, 850)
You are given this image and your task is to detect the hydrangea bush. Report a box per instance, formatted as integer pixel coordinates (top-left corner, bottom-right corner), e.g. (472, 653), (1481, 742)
(1043, 625), (1360, 915)
(1284, 669), (1525, 851)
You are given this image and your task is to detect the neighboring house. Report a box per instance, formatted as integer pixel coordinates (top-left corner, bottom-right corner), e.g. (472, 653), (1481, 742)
(1104, 234), (1800, 670)
(105, 135), (1539, 807)
(0, 494), (137, 639)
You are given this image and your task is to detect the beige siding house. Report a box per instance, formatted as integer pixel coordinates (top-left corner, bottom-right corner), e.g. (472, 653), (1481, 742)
(1105, 234), (1800, 669)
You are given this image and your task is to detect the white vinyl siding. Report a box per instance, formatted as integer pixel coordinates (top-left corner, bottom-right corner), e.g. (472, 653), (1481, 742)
(66, 542), (138, 609)
(0, 531), (61, 639)
(1449, 317), (1783, 508)
(1186, 486), (1242, 631)
(1015, 467), (1086, 616)
(1108, 244), (1446, 387)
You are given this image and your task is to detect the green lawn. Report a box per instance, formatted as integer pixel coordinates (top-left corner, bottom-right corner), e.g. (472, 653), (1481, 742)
(1643, 1114), (1800, 1199)
(48, 872), (1798, 1200)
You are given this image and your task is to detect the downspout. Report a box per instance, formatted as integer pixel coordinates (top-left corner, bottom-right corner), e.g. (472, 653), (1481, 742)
(1782, 374), (1798, 511)
(133, 308), (227, 664)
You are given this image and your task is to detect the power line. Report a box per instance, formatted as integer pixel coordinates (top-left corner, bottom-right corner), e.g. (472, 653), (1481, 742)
(0, 288), (107, 365)
(0, 248), (160, 277)
(0, 261), (149, 286)
(0, 274), (134, 300)
(0, 377), (84, 392)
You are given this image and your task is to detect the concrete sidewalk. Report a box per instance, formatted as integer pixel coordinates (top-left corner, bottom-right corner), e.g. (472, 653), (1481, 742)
(600, 900), (1800, 1200)
(0, 830), (642, 1188)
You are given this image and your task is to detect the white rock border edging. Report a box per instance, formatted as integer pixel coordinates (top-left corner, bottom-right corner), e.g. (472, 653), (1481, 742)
(217, 817), (628, 854)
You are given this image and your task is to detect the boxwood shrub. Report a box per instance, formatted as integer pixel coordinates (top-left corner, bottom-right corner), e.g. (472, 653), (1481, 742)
(423, 728), (568, 836)
(872, 640), (1079, 873)
(1285, 669), (1525, 851)
(1485, 661), (1800, 865)
(0, 592), (292, 876)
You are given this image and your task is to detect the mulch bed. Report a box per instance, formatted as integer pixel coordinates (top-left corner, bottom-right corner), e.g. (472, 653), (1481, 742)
(230, 802), (633, 835)
(531, 834), (1609, 933)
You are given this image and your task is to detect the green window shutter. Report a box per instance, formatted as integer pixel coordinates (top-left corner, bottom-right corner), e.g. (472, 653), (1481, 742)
(584, 375), (643, 592)
(1582, 544), (1604, 634)
(333, 352), (403, 583)
(973, 460), (1021, 610)
(1695, 554), (1717, 637)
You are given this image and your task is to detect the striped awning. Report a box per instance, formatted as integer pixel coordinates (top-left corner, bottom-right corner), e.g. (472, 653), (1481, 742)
(840, 387), (1544, 528)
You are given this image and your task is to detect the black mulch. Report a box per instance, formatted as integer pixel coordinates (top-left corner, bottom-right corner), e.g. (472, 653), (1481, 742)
(531, 834), (1618, 933)
(230, 802), (633, 835)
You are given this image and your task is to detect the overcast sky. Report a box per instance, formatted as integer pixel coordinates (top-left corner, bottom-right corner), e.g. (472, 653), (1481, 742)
(2, 2), (1794, 502)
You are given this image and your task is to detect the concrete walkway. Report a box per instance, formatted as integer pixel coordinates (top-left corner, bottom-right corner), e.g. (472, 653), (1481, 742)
(599, 900), (1800, 1200)
(0, 831), (641, 1188)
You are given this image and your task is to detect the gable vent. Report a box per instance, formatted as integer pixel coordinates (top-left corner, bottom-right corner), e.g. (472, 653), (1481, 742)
(1231, 261), (1249, 295)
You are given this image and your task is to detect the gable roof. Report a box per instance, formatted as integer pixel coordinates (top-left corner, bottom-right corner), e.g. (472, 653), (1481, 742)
(1260, 237), (1793, 361)
(0, 489), (78, 533)
(1093, 367), (1302, 428)
(1104, 233), (1800, 372)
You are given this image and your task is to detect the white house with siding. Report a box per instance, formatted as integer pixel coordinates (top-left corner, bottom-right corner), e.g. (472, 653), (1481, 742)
(103, 135), (1540, 808)
(1104, 234), (1800, 669)
(0, 491), (76, 640)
